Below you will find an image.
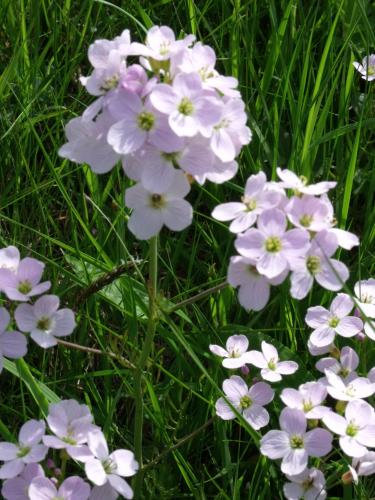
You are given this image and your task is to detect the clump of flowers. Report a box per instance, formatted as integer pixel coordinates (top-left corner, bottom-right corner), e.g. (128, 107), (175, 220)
(59, 26), (252, 240)
(214, 169), (359, 311)
(0, 399), (138, 499)
(0, 246), (76, 368)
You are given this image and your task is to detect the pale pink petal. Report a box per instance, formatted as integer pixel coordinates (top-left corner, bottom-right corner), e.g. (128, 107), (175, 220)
(261, 341), (278, 362)
(283, 482), (304, 500)
(330, 293), (354, 317)
(280, 389), (303, 409)
(28, 477), (56, 500)
(276, 361), (298, 375)
(260, 368), (282, 382)
(322, 412), (347, 435)
(52, 309), (76, 337)
(87, 430), (108, 460)
(257, 252), (288, 280)
(309, 327), (336, 348)
(212, 203), (245, 222)
(107, 119), (146, 155)
(110, 450), (138, 477)
(127, 208), (163, 240)
(280, 408), (306, 435)
(150, 84), (178, 113)
(34, 295), (59, 317)
(85, 458), (107, 486)
(0, 331), (27, 359)
(304, 428), (332, 456)
(260, 430), (290, 459)
(215, 397), (236, 420)
(226, 335), (248, 355)
(356, 426), (375, 448)
(235, 230), (265, 260)
(222, 376), (248, 399)
(257, 208), (286, 237)
(19, 420), (45, 447)
(162, 200), (192, 232)
(316, 259), (349, 291)
(209, 344), (228, 358)
(249, 382), (274, 405)
(14, 304), (36, 332)
(305, 307), (330, 328)
(237, 278), (271, 312)
(243, 405), (269, 430)
(336, 317), (363, 337)
(108, 474), (134, 499)
(229, 212), (257, 233)
(340, 436), (367, 457)
(0, 443), (18, 460)
(30, 331), (57, 348)
(23, 444), (48, 463)
(246, 350), (267, 369)
(0, 459), (24, 479)
(59, 476), (91, 500)
(281, 449), (308, 475)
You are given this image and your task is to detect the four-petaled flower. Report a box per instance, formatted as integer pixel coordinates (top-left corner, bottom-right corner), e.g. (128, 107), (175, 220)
(247, 341), (298, 382)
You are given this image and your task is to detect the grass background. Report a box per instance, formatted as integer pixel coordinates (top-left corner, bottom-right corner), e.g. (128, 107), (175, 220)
(1, 0), (375, 498)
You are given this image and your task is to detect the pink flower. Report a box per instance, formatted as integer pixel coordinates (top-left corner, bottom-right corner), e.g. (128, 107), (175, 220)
(316, 346), (359, 384)
(235, 208), (309, 279)
(285, 195), (331, 232)
(276, 168), (336, 195)
(0, 258), (51, 302)
(280, 381), (330, 419)
(107, 89), (183, 155)
(134, 25), (195, 62)
(305, 294), (363, 348)
(246, 341), (298, 382)
(84, 430), (138, 499)
(209, 335), (252, 369)
(58, 109), (121, 174)
(215, 375), (274, 430)
(290, 230), (349, 299)
(29, 476), (90, 500)
(325, 370), (375, 401)
(0, 307), (27, 372)
(43, 400), (95, 462)
(209, 98), (251, 162)
(15, 295), (76, 349)
(2, 463), (45, 500)
(260, 408), (332, 475)
(125, 170), (192, 240)
(227, 256), (287, 312)
(0, 420), (47, 479)
(323, 400), (375, 457)
(150, 73), (222, 137)
(283, 468), (327, 500)
(212, 172), (283, 233)
(353, 55), (375, 81)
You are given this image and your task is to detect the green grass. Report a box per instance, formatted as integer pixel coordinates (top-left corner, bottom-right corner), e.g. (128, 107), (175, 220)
(1, 0), (375, 498)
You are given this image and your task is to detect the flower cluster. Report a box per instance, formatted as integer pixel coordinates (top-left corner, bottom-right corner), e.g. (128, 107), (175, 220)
(211, 335), (298, 430)
(0, 246), (75, 370)
(59, 26), (251, 240)
(210, 296), (375, 499)
(0, 399), (138, 499)
(213, 169), (359, 311)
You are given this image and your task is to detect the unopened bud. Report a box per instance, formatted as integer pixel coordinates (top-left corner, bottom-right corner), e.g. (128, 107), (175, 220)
(241, 365), (250, 376)
(341, 470), (354, 485)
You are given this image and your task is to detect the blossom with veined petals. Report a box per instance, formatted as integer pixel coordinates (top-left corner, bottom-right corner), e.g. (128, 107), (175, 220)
(316, 346), (359, 384)
(0, 258), (51, 302)
(235, 208), (309, 280)
(280, 381), (330, 419)
(246, 341), (298, 382)
(324, 370), (375, 401)
(353, 55), (375, 81)
(305, 294), (363, 348)
(29, 476), (91, 500)
(276, 167), (336, 195)
(15, 295), (76, 349)
(1, 463), (45, 500)
(283, 468), (327, 500)
(0, 420), (47, 479)
(323, 400), (375, 457)
(125, 170), (192, 240)
(227, 256), (288, 312)
(285, 195), (331, 232)
(215, 375), (274, 430)
(260, 408), (332, 475)
(290, 230), (349, 299)
(209, 335), (252, 369)
(150, 72), (222, 138)
(84, 429), (138, 499)
(212, 172), (283, 234)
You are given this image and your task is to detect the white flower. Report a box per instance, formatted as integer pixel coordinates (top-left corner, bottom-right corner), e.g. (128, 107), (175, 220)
(125, 170), (192, 240)
(209, 335), (252, 369)
(84, 430), (138, 499)
(247, 341), (298, 382)
(353, 55), (375, 81)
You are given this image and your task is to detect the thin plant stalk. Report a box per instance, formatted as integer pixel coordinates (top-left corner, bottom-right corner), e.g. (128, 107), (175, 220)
(133, 236), (158, 496)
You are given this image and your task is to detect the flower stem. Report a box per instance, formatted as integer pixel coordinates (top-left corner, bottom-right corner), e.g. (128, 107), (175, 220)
(133, 236), (158, 497)
(166, 280), (228, 314)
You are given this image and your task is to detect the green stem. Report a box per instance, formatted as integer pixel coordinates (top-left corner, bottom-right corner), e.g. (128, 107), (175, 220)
(133, 236), (158, 497)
